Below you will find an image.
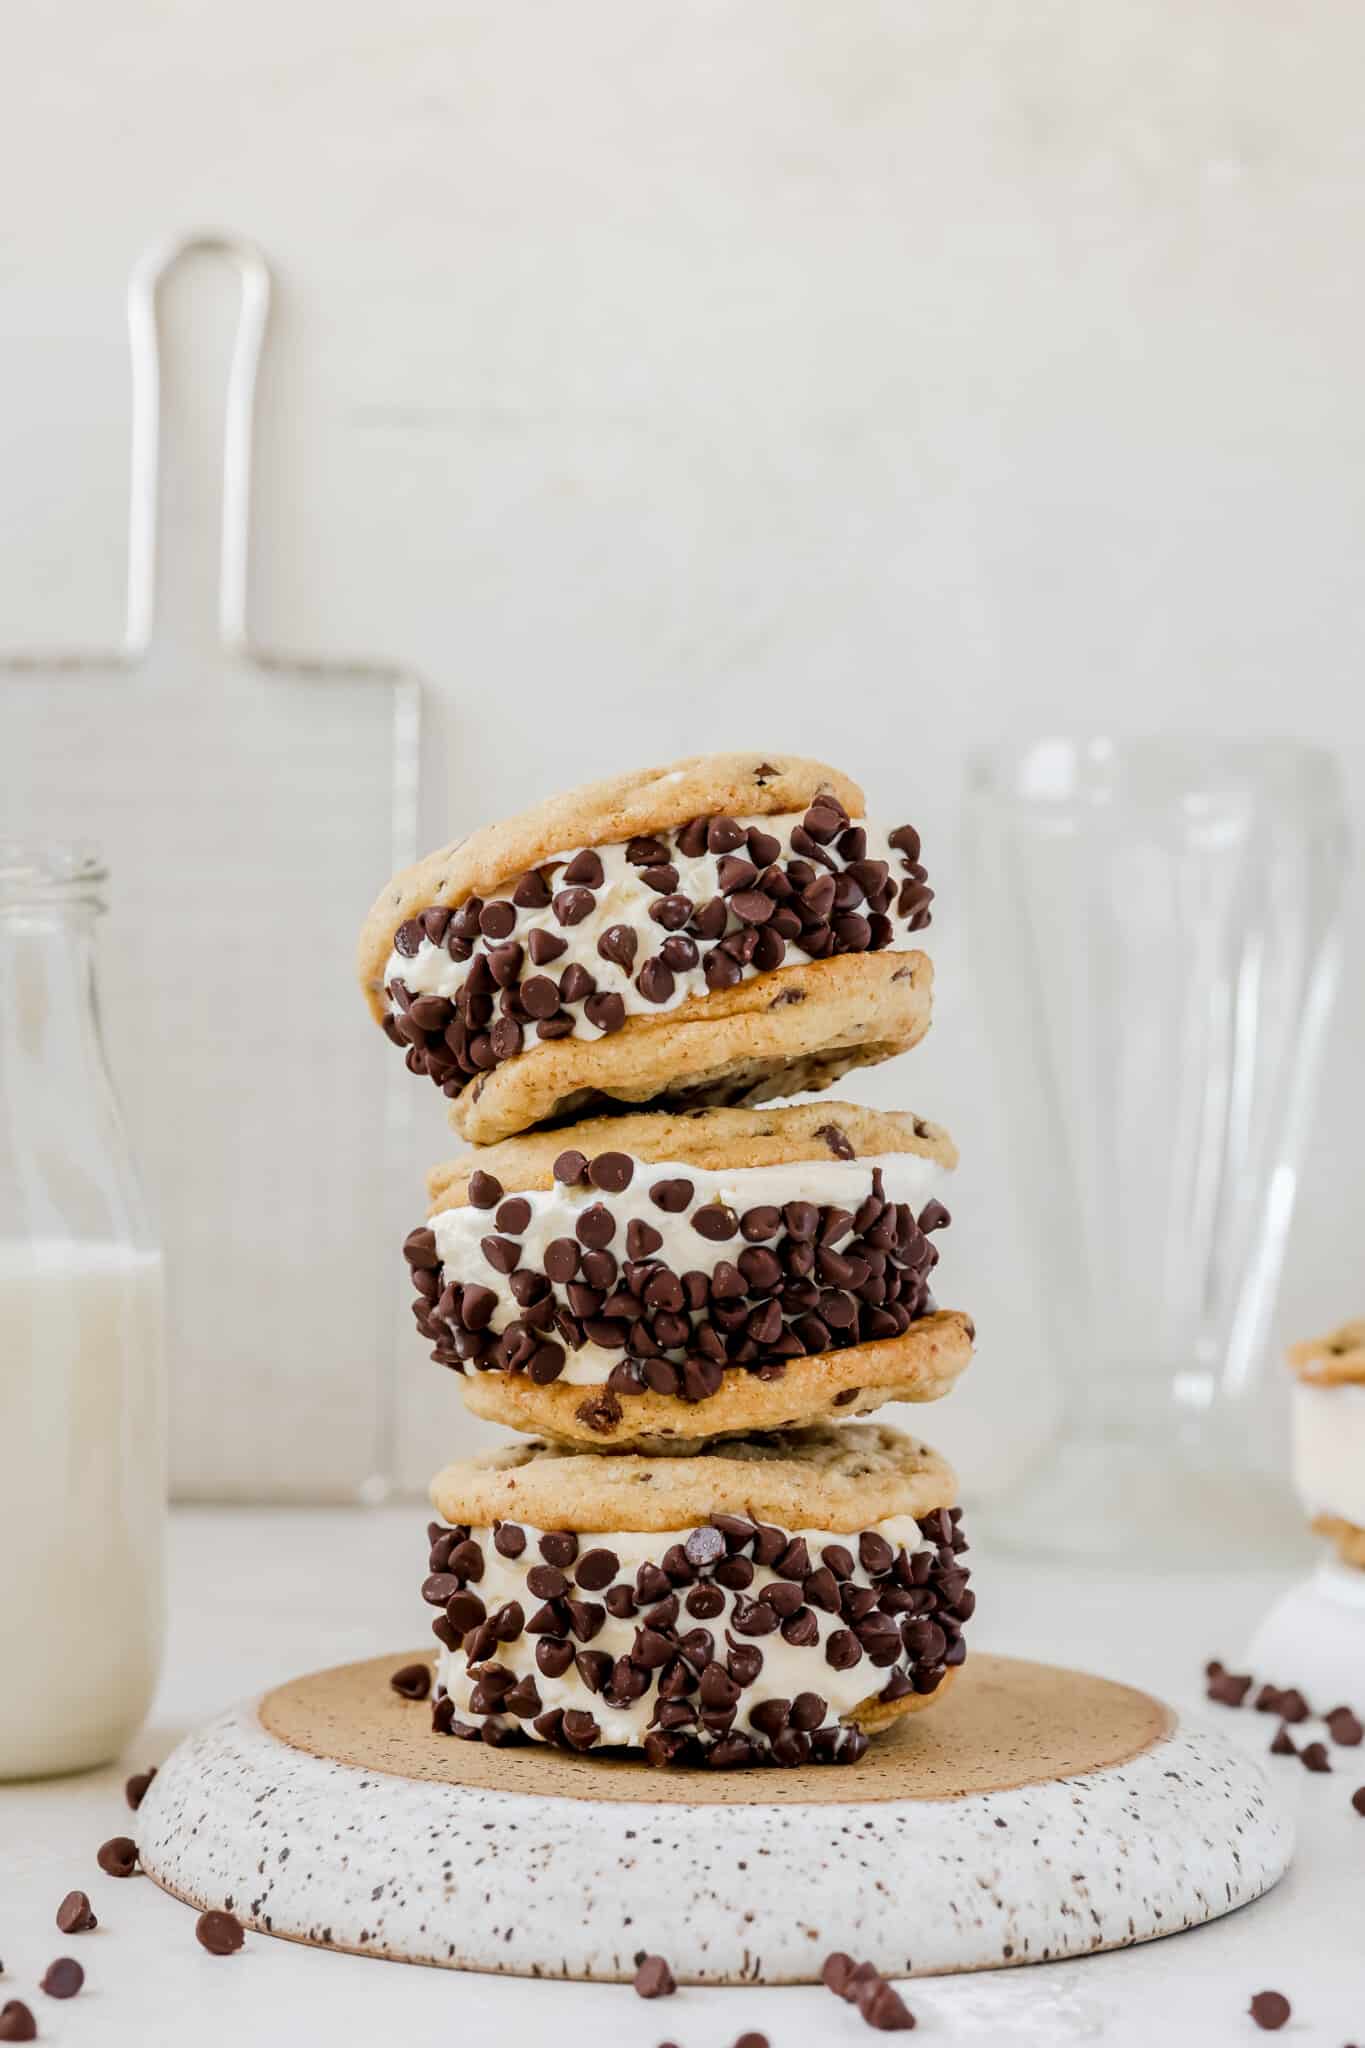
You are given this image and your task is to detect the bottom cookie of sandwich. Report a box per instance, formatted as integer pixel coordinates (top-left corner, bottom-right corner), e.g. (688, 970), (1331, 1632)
(421, 1423), (972, 1767)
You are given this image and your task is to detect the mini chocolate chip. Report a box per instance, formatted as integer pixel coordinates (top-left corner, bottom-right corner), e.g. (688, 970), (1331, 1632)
(692, 1203), (738, 1242)
(389, 1661), (432, 1700)
(597, 924), (638, 971)
(1269, 1724), (1297, 1756)
(528, 928), (568, 965)
(520, 974), (561, 1019)
(528, 1564), (569, 1600)
(825, 1628), (862, 1670)
(734, 2035), (770, 2048)
(717, 854), (758, 894)
(467, 1170), (503, 1209)
(481, 1235), (521, 1274)
(96, 1836), (138, 1878)
(637, 956), (676, 1004)
(576, 1202), (617, 1249)
(859, 1530), (895, 1575)
(560, 1709), (601, 1751)
(544, 1237), (581, 1283)
(0, 2003), (36, 2042)
(1301, 1740), (1332, 1773)
(571, 1547), (619, 1591)
(1352, 1785), (1365, 1815)
(650, 1177), (694, 1212)
(706, 815), (745, 853)
(554, 1150), (589, 1187)
(650, 893), (694, 932)
(553, 886), (596, 926)
(124, 1767), (157, 1811)
(494, 1520), (526, 1557)
(513, 868), (551, 909)
(563, 848), (604, 887)
(627, 836), (671, 865)
(822, 1951), (855, 1996)
(39, 1958), (83, 2000)
(495, 1197), (532, 1235)
(584, 991), (626, 1033)
(1248, 1991), (1291, 2030)
(55, 1891), (96, 1935)
(633, 1954), (676, 1999)
(1206, 1669), (1254, 1707)
(626, 1219), (663, 1259)
(590, 1151), (635, 1193)
(195, 1909), (245, 1956)
(540, 1529), (579, 1566)
(1327, 1706), (1364, 1745)
(861, 1978), (916, 2030)
(639, 863), (680, 894)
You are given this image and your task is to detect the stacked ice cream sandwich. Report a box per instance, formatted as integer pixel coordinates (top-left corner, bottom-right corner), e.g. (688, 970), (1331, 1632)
(359, 751), (976, 1767)
(1288, 1319), (1365, 1569)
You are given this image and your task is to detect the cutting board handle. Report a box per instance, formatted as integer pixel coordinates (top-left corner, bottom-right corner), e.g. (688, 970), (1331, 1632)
(124, 232), (273, 662)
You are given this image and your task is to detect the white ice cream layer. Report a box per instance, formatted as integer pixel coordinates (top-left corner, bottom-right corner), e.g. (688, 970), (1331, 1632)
(386, 813), (922, 1035)
(1293, 1381), (1365, 1528)
(430, 1152), (947, 1383)
(434, 1513), (936, 1747)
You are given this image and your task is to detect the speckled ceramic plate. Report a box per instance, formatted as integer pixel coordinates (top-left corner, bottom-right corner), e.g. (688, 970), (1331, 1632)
(136, 1651), (1291, 1982)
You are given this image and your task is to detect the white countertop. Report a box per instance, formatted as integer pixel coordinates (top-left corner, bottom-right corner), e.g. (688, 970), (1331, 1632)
(2, 1508), (1361, 2047)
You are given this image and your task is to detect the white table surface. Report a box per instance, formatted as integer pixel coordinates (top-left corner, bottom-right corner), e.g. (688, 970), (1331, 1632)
(2, 1508), (1361, 2048)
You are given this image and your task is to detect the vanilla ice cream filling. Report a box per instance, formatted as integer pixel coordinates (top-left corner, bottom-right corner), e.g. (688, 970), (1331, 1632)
(434, 1512), (941, 1749)
(429, 1152), (946, 1384)
(1293, 1382), (1365, 1529)
(386, 814), (921, 1036)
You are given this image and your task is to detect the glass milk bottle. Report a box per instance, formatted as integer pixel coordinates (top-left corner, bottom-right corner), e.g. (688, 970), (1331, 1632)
(0, 844), (165, 1776)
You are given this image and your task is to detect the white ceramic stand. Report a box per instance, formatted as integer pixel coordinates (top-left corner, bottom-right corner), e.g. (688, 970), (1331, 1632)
(1245, 1559), (1365, 1708)
(136, 1652), (1291, 1983)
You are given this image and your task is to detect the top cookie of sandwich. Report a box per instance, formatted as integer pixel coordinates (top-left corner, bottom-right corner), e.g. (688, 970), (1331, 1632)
(359, 752), (935, 1144)
(1288, 1319), (1365, 1387)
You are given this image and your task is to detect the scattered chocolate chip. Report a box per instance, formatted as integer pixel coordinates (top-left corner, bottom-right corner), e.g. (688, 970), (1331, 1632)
(1206, 1670), (1254, 1707)
(1301, 1740), (1332, 1773)
(1276, 1687), (1310, 1724)
(195, 1909), (245, 1956)
(0, 2001), (36, 2042)
(633, 1954), (676, 1999)
(1248, 1991), (1290, 2030)
(1326, 1706), (1363, 1746)
(733, 2035), (770, 2048)
(823, 1951), (856, 1996)
(1269, 1724), (1297, 1757)
(389, 1661), (432, 1700)
(1352, 1785), (1365, 1816)
(860, 1978), (915, 2030)
(96, 1836), (138, 1879)
(55, 1889), (97, 1935)
(123, 1767), (157, 1812)
(39, 1959), (83, 2001)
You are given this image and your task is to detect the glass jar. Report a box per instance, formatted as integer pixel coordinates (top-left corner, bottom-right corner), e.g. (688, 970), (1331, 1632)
(0, 843), (165, 1776)
(965, 738), (1349, 1564)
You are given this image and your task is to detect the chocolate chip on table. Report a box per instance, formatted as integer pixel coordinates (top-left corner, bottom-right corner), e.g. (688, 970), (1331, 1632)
(860, 1979), (915, 2030)
(1275, 1688), (1310, 1724)
(1326, 1705), (1363, 1746)
(124, 1767), (157, 1811)
(1352, 1785), (1365, 1815)
(389, 1661), (432, 1700)
(1269, 1724), (1297, 1756)
(1206, 1669), (1254, 1707)
(196, 1909), (245, 1956)
(733, 2035), (770, 2048)
(0, 2001), (36, 2042)
(55, 1889), (97, 1933)
(823, 1951), (856, 1996)
(632, 1954), (677, 1999)
(39, 1958), (84, 2000)
(1248, 1990), (1291, 2030)
(96, 1836), (139, 1878)
(1300, 1740), (1332, 1773)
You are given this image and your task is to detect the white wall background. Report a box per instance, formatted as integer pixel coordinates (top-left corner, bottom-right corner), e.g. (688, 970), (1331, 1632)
(2, 0), (1362, 1499)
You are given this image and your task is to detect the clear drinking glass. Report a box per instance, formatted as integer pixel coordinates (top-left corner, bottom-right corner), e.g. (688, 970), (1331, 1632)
(0, 844), (165, 1776)
(965, 739), (1349, 1563)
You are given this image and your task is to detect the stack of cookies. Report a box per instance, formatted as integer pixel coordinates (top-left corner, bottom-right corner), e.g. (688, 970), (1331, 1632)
(358, 752), (977, 1768)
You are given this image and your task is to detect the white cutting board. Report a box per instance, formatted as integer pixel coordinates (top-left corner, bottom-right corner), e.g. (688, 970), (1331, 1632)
(1, 236), (420, 1501)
